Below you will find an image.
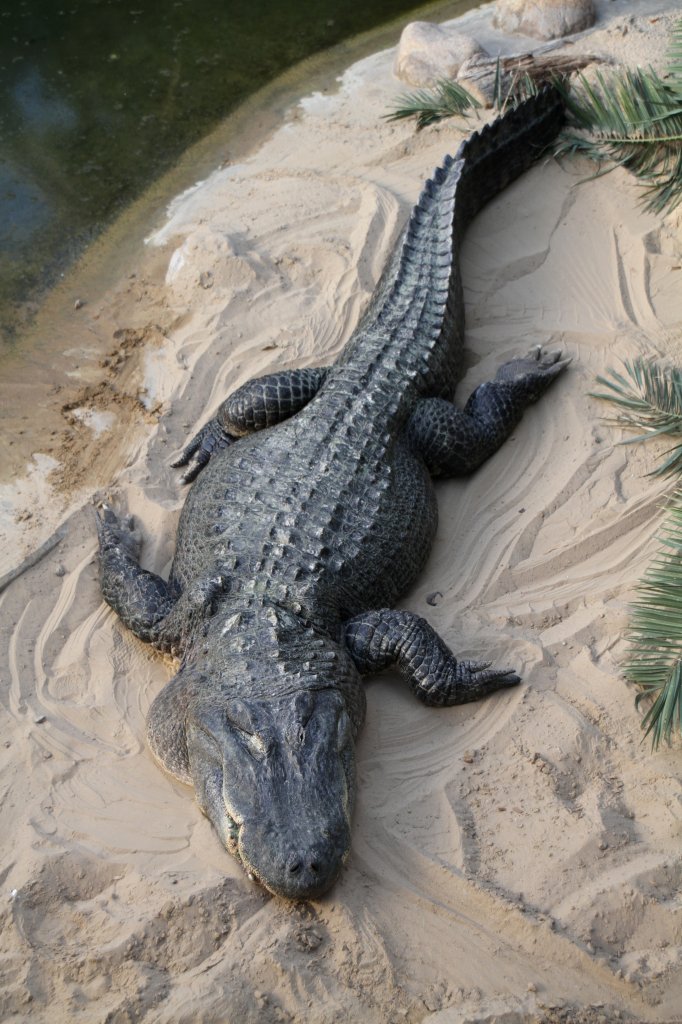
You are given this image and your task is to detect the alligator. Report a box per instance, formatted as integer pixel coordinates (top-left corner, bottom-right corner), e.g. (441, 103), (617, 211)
(97, 87), (568, 901)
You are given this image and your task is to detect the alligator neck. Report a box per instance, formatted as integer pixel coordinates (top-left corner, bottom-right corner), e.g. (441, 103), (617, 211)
(188, 598), (366, 721)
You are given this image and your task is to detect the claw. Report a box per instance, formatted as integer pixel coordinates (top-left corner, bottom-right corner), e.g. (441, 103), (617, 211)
(496, 345), (571, 391)
(180, 448), (211, 485)
(171, 418), (235, 484)
(493, 670), (521, 687)
(94, 503), (142, 559)
(523, 345), (568, 370)
(171, 433), (204, 469)
(461, 659), (492, 673)
(474, 665), (521, 687)
(538, 349), (571, 372)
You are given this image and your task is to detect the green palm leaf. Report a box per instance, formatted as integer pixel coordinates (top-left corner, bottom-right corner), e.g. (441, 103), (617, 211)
(628, 501), (682, 748)
(385, 19), (682, 215)
(556, 19), (682, 214)
(591, 358), (682, 476)
(385, 78), (480, 129)
(594, 358), (682, 747)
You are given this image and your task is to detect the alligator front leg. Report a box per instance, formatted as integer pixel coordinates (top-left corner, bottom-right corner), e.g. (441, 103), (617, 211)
(96, 505), (178, 646)
(407, 346), (570, 476)
(96, 506), (226, 654)
(173, 366), (329, 482)
(345, 609), (519, 706)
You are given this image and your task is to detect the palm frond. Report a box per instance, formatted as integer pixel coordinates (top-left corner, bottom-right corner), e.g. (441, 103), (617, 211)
(594, 360), (682, 747)
(627, 500), (682, 748)
(386, 55), (580, 129)
(385, 79), (479, 130)
(556, 19), (682, 214)
(502, 71), (540, 111)
(591, 358), (682, 475)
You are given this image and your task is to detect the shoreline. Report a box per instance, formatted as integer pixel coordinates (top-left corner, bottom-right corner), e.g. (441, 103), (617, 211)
(2, 1), (682, 1021)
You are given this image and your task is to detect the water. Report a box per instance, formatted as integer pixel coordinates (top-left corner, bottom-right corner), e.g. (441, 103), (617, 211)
(0, 0), (466, 342)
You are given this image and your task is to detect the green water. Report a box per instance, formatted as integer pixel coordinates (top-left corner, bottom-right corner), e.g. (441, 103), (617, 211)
(0, 0), (460, 341)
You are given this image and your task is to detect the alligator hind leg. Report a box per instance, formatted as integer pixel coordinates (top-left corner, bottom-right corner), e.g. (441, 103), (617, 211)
(407, 346), (570, 477)
(345, 609), (519, 706)
(173, 366), (329, 482)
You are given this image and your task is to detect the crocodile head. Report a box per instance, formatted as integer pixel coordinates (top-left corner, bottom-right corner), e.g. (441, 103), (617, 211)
(187, 688), (355, 900)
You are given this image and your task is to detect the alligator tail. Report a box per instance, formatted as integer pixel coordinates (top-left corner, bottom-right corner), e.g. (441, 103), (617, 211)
(357, 87), (564, 378)
(451, 86), (565, 230)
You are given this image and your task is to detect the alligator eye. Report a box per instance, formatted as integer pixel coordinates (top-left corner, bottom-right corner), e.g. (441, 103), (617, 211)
(223, 715), (268, 760)
(293, 691), (314, 726)
(244, 732), (267, 760)
(225, 698), (261, 735)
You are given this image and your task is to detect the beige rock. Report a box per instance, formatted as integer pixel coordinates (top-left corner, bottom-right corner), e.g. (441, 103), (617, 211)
(393, 21), (486, 86)
(493, 0), (596, 41)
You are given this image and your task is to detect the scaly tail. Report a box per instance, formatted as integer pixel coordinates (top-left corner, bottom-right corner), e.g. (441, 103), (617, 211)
(344, 87), (564, 387)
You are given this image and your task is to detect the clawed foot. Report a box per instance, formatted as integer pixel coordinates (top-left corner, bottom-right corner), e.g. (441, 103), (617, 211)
(94, 504), (142, 559)
(458, 660), (521, 698)
(171, 418), (235, 484)
(495, 345), (571, 398)
(420, 659), (520, 706)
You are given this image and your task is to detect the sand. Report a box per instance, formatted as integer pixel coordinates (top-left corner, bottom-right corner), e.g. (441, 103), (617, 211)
(1, 1), (682, 1021)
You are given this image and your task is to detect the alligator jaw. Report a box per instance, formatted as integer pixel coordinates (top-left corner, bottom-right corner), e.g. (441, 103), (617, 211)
(222, 801), (349, 900)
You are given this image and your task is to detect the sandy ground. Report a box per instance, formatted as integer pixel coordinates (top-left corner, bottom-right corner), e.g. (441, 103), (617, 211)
(2, 1), (682, 1021)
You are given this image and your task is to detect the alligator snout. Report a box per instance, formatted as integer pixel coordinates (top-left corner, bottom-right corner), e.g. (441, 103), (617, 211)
(282, 839), (338, 897)
(241, 827), (349, 901)
(287, 853), (318, 876)
(277, 856), (341, 899)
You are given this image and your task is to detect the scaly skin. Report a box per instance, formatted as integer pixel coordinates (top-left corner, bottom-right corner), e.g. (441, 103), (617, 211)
(97, 88), (569, 900)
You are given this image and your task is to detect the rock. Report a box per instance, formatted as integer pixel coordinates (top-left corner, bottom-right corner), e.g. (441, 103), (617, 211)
(493, 0), (596, 41)
(394, 21), (486, 87)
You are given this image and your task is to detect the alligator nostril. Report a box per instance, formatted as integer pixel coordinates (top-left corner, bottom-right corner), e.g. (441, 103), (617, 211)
(288, 860), (302, 875)
(310, 861), (319, 873)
